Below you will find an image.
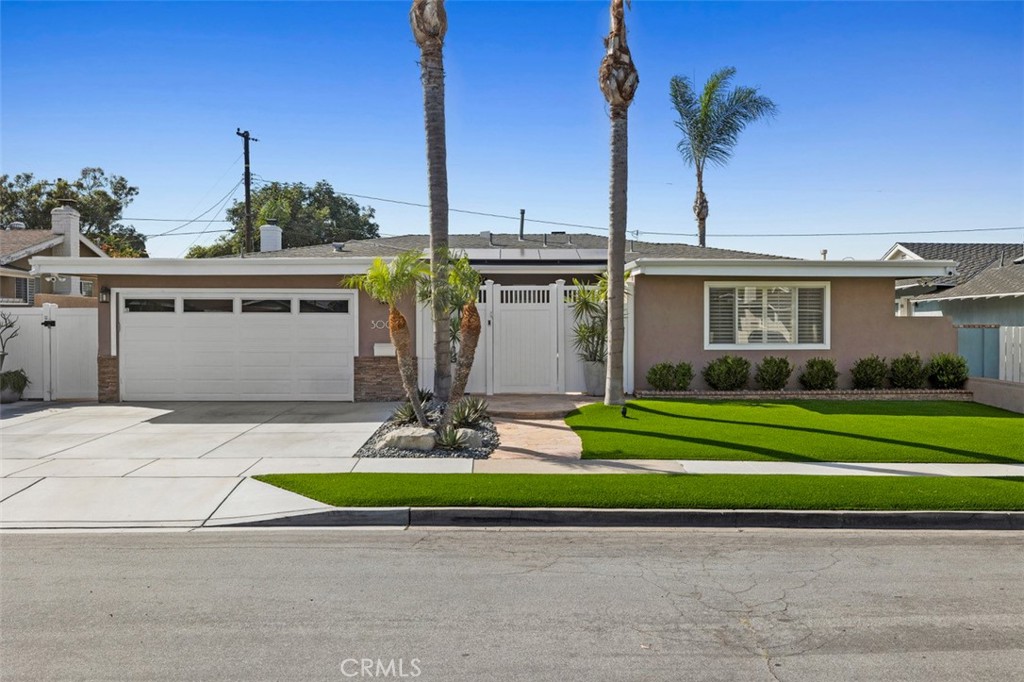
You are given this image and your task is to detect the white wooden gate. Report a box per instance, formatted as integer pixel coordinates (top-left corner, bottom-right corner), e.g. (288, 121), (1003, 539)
(1000, 326), (1024, 383)
(417, 280), (633, 395)
(0, 304), (98, 400)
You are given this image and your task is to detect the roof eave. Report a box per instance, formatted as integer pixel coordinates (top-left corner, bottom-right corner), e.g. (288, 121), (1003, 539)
(627, 258), (958, 279)
(30, 256), (383, 277)
(1, 236), (64, 266)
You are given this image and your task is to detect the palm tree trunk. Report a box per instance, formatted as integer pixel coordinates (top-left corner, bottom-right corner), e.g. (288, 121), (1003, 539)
(389, 304), (429, 428)
(694, 165), (709, 248)
(449, 302), (481, 403)
(414, 5), (452, 403)
(605, 108), (628, 406)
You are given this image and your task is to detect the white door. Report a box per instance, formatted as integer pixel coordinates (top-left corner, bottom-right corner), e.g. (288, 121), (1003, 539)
(119, 293), (355, 401)
(491, 285), (559, 393)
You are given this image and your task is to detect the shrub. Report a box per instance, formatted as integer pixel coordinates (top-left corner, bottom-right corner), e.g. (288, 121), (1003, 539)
(391, 402), (419, 424)
(646, 361), (694, 391)
(889, 353), (926, 389)
(435, 426), (467, 450)
(851, 355), (888, 390)
(0, 369), (29, 394)
(449, 396), (489, 428)
(754, 356), (792, 391)
(927, 353), (969, 389)
(798, 357), (839, 390)
(702, 355), (750, 391)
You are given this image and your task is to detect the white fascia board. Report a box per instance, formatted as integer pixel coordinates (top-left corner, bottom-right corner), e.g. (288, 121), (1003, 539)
(474, 263), (606, 275)
(920, 291), (1024, 302)
(2, 236), (64, 266)
(79, 235), (109, 258)
(626, 258), (957, 279)
(30, 256), (381, 277)
(881, 243), (923, 261)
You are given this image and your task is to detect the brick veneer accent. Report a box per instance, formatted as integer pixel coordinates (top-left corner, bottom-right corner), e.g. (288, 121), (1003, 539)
(354, 356), (409, 401)
(98, 355), (119, 403)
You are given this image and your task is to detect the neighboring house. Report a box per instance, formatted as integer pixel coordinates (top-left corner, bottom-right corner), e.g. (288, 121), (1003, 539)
(32, 222), (956, 402)
(882, 242), (1023, 319)
(1, 204), (107, 306)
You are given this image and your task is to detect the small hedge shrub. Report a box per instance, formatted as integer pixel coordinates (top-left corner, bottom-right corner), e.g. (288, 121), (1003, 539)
(851, 355), (888, 390)
(754, 356), (792, 391)
(799, 357), (839, 390)
(702, 355), (750, 391)
(646, 361), (694, 391)
(889, 353), (926, 389)
(927, 353), (969, 389)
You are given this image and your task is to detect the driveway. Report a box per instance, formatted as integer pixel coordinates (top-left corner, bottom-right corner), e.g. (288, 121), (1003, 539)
(0, 401), (395, 528)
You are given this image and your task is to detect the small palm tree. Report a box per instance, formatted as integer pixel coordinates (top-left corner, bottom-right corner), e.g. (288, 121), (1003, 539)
(670, 67), (776, 248)
(344, 252), (430, 428)
(446, 253), (482, 403)
(598, 0), (639, 407)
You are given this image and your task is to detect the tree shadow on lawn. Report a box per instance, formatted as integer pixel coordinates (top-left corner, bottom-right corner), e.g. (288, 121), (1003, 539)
(573, 424), (821, 461)
(598, 403), (1023, 464)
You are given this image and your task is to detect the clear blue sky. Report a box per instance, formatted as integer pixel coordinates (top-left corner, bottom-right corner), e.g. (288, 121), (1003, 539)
(2, 1), (1022, 259)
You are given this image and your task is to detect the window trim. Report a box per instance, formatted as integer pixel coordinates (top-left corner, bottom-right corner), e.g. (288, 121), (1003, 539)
(703, 281), (831, 351)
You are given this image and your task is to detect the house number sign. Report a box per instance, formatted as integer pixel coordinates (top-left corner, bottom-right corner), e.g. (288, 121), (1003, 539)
(370, 319), (387, 330)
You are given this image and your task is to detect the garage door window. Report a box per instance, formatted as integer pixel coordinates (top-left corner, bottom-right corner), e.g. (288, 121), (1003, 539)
(125, 299), (175, 313)
(184, 299), (234, 313)
(299, 299), (349, 313)
(242, 299), (291, 313)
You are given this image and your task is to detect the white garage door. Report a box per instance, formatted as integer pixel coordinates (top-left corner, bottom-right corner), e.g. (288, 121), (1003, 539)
(119, 292), (355, 401)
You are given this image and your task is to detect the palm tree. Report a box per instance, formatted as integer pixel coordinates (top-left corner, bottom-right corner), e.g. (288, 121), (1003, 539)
(670, 67), (776, 248)
(446, 252), (482, 403)
(410, 0), (452, 402)
(598, 0), (638, 406)
(344, 252), (430, 428)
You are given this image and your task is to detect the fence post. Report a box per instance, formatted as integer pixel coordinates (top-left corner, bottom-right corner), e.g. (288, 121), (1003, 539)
(485, 280), (496, 395)
(41, 303), (57, 401)
(554, 280), (566, 393)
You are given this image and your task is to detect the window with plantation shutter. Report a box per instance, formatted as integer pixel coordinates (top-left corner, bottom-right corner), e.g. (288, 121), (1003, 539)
(704, 282), (829, 349)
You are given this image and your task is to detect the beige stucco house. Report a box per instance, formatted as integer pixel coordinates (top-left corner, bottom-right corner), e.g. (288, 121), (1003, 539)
(31, 219), (957, 402)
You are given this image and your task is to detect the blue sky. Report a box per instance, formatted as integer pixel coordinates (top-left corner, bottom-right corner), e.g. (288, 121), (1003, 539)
(2, 1), (1022, 259)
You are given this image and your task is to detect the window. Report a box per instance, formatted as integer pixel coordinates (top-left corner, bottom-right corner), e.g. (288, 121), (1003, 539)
(241, 299), (291, 313)
(706, 283), (828, 349)
(299, 299), (349, 313)
(184, 299), (234, 313)
(125, 298), (175, 313)
(14, 277), (28, 302)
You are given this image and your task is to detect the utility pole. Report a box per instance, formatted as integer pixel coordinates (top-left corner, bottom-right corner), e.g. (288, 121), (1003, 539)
(235, 128), (258, 254)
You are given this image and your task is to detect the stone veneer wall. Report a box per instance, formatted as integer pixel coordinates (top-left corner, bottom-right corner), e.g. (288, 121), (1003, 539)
(98, 356), (119, 402)
(354, 356), (408, 401)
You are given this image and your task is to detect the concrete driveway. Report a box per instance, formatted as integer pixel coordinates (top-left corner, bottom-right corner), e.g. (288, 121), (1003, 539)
(0, 401), (395, 528)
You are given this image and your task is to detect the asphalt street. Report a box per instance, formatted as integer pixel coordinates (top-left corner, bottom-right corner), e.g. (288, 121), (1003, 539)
(2, 528), (1022, 681)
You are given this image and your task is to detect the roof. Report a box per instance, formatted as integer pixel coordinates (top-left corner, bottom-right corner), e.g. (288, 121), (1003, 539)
(886, 242), (1023, 289)
(916, 262), (1023, 301)
(239, 232), (791, 261)
(1, 230), (63, 265)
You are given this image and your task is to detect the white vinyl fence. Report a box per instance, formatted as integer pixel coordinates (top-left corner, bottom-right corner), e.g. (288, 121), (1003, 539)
(1000, 326), (1024, 383)
(0, 304), (98, 400)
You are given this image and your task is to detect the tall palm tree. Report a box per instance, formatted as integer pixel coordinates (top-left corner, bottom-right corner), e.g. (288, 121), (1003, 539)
(670, 67), (776, 248)
(410, 0), (452, 402)
(598, 0), (638, 406)
(446, 252), (482, 403)
(344, 252), (430, 428)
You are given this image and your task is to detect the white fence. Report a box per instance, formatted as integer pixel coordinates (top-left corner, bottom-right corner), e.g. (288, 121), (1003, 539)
(0, 304), (98, 400)
(1000, 326), (1024, 383)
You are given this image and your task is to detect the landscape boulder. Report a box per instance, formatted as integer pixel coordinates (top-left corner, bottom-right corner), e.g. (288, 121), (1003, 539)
(378, 427), (436, 451)
(455, 428), (483, 448)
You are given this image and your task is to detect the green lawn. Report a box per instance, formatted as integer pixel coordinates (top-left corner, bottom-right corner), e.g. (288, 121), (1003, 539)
(256, 473), (1024, 511)
(565, 400), (1023, 463)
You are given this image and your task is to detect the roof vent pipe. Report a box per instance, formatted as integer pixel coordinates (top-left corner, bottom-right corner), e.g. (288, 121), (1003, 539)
(543, 234), (548, 247)
(519, 209), (525, 241)
(259, 219), (283, 253)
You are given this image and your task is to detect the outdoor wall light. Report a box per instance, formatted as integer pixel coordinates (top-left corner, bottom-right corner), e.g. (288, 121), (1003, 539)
(99, 287), (111, 303)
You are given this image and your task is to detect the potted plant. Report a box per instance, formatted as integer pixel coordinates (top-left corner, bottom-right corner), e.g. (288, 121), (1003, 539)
(570, 278), (608, 396)
(0, 312), (29, 402)
(0, 311), (18, 373)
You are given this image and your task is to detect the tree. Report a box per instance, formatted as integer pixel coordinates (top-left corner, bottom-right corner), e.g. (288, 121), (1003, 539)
(670, 67), (776, 248)
(410, 0), (453, 403)
(0, 168), (147, 257)
(344, 252), (430, 428)
(598, 0), (639, 407)
(446, 252), (482, 404)
(186, 180), (379, 258)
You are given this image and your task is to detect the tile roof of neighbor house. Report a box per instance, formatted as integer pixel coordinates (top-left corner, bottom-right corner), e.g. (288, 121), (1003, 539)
(894, 242), (1024, 289)
(241, 233), (792, 261)
(0, 229), (63, 265)
(916, 262), (1024, 301)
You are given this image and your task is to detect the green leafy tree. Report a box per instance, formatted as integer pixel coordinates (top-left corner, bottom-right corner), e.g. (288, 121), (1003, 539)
(186, 180), (380, 258)
(670, 67), (776, 248)
(0, 168), (147, 257)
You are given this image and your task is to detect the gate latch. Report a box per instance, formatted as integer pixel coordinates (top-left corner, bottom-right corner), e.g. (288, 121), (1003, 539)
(41, 320), (56, 328)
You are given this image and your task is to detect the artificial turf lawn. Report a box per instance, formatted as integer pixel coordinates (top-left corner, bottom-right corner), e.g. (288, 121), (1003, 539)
(255, 473), (1024, 511)
(564, 400), (1024, 463)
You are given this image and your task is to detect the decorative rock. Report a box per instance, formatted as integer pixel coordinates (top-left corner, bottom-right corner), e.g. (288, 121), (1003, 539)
(378, 427), (436, 451)
(455, 428), (483, 449)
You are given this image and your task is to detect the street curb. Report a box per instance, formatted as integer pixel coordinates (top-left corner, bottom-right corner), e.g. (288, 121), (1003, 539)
(225, 507), (1024, 530)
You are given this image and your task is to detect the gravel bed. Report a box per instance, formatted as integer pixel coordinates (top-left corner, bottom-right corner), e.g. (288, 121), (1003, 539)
(356, 406), (499, 459)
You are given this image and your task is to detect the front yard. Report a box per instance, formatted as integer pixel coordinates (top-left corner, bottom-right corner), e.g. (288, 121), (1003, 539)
(565, 400), (1023, 463)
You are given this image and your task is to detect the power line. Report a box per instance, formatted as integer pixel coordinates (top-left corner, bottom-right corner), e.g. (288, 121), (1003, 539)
(140, 180), (243, 237)
(123, 217), (233, 223)
(637, 225), (1024, 238)
(179, 183), (243, 256)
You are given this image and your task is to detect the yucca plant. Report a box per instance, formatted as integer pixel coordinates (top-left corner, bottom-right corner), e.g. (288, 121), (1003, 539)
(449, 396), (489, 428)
(435, 426), (467, 450)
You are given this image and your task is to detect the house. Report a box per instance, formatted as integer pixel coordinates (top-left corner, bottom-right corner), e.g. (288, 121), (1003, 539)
(30, 215), (957, 402)
(1, 202), (107, 306)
